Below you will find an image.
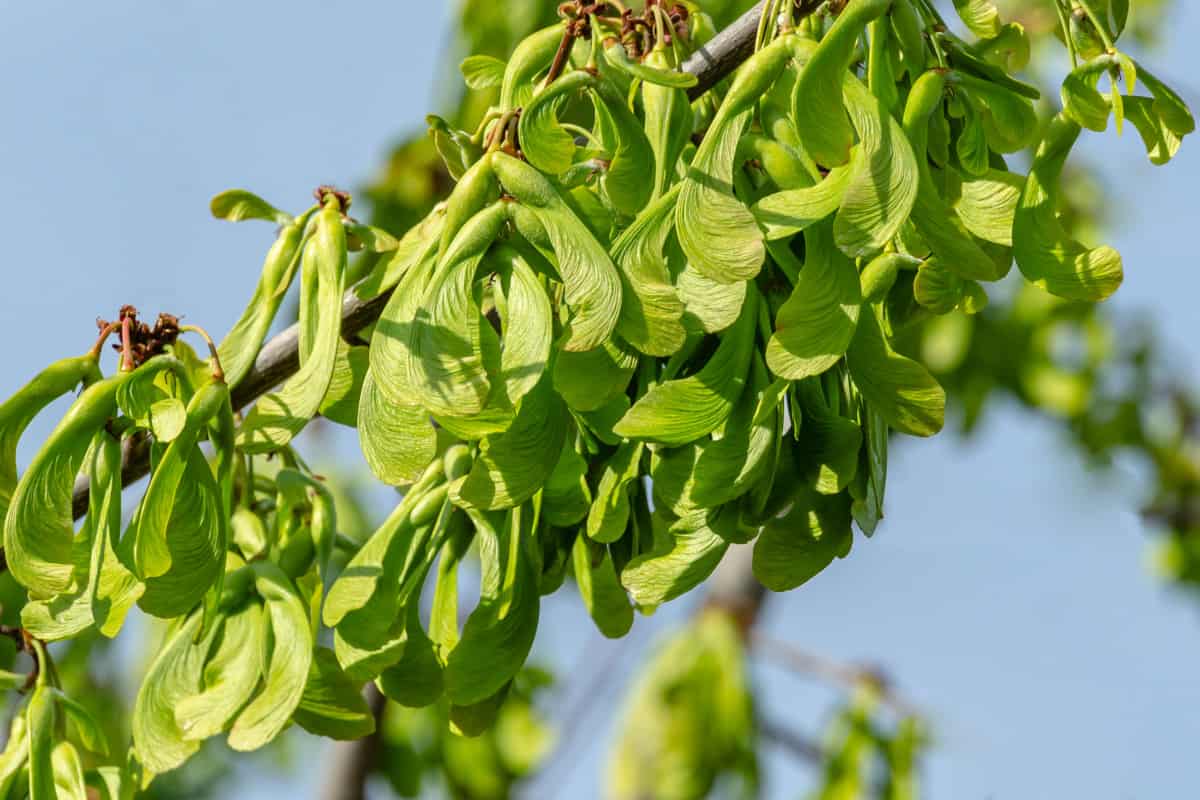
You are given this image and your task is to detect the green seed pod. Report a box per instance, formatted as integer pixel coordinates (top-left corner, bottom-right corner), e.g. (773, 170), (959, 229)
(889, 0), (927, 78)
(5, 370), (132, 598)
(218, 212), (311, 388)
(500, 24), (565, 109)
(0, 353), (102, 521)
(409, 483), (450, 528)
(437, 152), (499, 261)
(793, 0), (890, 168)
(861, 253), (918, 303)
(443, 443), (473, 481)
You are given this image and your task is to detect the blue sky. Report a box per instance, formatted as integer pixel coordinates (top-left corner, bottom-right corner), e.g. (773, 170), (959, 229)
(2, 2), (1199, 798)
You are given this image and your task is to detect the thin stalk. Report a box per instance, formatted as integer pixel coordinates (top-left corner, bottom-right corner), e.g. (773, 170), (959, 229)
(179, 324), (226, 382)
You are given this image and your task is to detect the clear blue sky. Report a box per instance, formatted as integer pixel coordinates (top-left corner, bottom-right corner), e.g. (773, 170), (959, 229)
(2, 2), (1199, 798)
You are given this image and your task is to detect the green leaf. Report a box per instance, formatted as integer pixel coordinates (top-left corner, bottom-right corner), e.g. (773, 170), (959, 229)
(859, 252), (915, 303)
(405, 202), (506, 418)
(752, 487), (853, 591)
(228, 564), (314, 751)
(460, 54), (506, 90)
(355, 205), (444, 299)
(621, 508), (731, 608)
(1013, 114), (1123, 301)
(793, 0), (890, 168)
(517, 72), (583, 175)
(319, 341), (368, 427)
(6, 372), (128, 598)
(450, 684), (510, 738)
(954, 169), (1023, 247)
(0, 713), (29, 796)
(903, 75), (1006, 283)
(590, 81), (655, 217)
(752, 162), (852, 241)
(0, 354), (100, 523)
(209, 189), (291, 225)
(494, 154), (623, 353)
(132, 612), (208, 775)
(651, 358), (778, 514)
(1062, 56), (1116, 132)
(1136, 61), (1196, 136)
(552, 339), (637, 413)
(238, 204), (347, 451)
(218, 214), (307, 387)
(175, 600), (264, 742)
(131, 381), (227, 617)
(616, 289), (758, 445)
(766, 223), (862, 381)
(51, 741), (87, 800)
(27, 684), (58, 800)
(913, 258), (965, 314)
(642, 48), (695, 199)
(324, 465), (441, 635)
(293, 648), (376, 740)
(357, 369), (436, 487)
(794, 378), (862, 495)
(676, 106), (761, 283)
(846, 305), (945, 437)
(345, 222), (400, 253)
(834, 75), (919, 258)
(604, 42), (697, 88)
(1125, 95), (1185, 165)
(500, 25), (564, 109)
(23, 497), (99, 641)
(572, 535), (633, 639)
(957, 73), (1039, 153)
(956, 100), (991, 177)
(445, 507), (540, 705)
(608, 185), (687, 356)
(675, 265), (748, 334)
(377, 600), (445, 708)
(952, 0), (1001, 38)
(51, 691), (108, 757)
(587, 440), (644, 544)
(850, 400), (888, 536)
(490, 244), (553, 407)
(542, 437), (592, 527)
(453, 374), (569, 510)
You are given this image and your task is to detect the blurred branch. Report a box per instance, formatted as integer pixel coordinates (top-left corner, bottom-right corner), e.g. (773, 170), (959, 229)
(749, 630), (920, 717)
(758, 715), (823, 763)
(318, 684), (387, 800)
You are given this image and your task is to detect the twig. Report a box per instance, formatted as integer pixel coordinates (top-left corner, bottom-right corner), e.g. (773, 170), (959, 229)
(317, 684), (387, 800)
(683, 1), (766, 99)
(758, 714), (823, 763)
(749, 630), (920, 717)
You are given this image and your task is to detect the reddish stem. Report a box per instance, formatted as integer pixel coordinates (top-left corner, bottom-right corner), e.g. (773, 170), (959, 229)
(120, 316), (134, 372)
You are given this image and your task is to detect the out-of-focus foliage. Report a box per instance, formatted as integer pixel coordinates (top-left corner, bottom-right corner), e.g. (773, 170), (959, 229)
(608, 611), (757, 799)
(376, 667), (555, 799)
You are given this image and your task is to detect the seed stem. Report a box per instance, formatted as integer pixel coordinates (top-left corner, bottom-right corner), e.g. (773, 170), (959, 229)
(179, 324), (226, 382)
(89, 321), (121, 359)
